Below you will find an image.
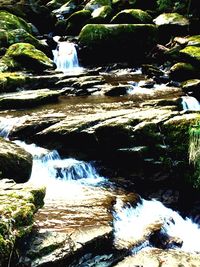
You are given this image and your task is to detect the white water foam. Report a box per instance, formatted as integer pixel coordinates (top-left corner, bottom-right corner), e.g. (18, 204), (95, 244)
(182, 96), (200, 111)
(113, 198), (200, 253)
(52, 41), (82, 73)
(0, 116), (27, 139)
(14, 141), (106, 199)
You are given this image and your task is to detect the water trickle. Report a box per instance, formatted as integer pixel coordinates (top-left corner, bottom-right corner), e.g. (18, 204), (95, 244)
(113, 198), (200, 253)
(181, 96), (200, 111)
(52, 41), (80, 73)
(0, 117), (26, 139)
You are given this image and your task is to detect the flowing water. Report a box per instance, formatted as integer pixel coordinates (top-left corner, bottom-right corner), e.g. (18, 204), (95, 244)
(52, 41), (82, 73)
(181, 96), (200, 111)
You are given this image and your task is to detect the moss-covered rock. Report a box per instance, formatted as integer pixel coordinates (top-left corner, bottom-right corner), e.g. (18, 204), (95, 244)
(65, 10), (91, 35)
(0, 138), (33, 183)
(84, 0), (111, 12)
(111, 9), (152, 24)
(180, 46), (200, 67)
(153, 13), (189, 43)
(0, 29), (44, 51)
(0, 72), (28, 93)
(78, 24), (158, 64)
(91, 5), (113, 23)
(0, 179), (45, 266)
(169, 62), (200, 82)
(156, 0), (188, 13)
(0, 10), (34, 34)
(0, 43), (54, 73)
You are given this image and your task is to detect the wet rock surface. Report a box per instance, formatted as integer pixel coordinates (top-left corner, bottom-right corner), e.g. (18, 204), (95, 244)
(114, 248), (200, 267)
(0, 179), (45, 267)
(0, 137), (32, 182)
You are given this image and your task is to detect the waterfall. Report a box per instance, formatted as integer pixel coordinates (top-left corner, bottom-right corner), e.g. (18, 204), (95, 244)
(52, 41), (80, 73)
(181, 96), (200, 111)
(0, 117), (26, 139)
(113, 198), (200, 253)
(14, 141), (106, 199)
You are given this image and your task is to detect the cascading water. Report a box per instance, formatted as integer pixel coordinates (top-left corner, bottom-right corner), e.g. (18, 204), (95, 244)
(52, 41), (80, 73)
(181, 96), (200, 111)
(113, 198), (200, 253)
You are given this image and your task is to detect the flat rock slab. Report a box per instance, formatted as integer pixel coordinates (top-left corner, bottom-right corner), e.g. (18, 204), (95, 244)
(114, 248), (200, 267)
(21, 184), (138, 266)
(0, 89), (64, 109)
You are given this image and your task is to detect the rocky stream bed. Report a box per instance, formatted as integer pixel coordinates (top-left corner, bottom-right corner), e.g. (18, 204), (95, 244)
(1, 0), (200, 266)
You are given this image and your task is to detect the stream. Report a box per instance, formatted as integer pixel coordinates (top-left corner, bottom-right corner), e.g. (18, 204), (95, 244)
(1, 42), (200, 266)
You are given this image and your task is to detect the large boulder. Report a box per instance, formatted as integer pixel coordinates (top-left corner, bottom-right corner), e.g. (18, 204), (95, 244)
(169, 62), (200, 82)
(0, 29), (45, 51)
(78, 24), (158, 64)
(180, 46), (200, 67)
(0, 179), (45, 267)
(0, 43), (54, 73)
(153, 13), (189, 43)
(0, 138), (33, 183)
(110, 9), (152, 24)
(0, 10), (34, 34)
(65, 10), (91, 35)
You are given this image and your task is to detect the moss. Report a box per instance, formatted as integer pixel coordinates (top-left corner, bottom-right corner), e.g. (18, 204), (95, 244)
(29, 187), (46, 209)
(169, 62), (199, 82)
(153, 12), (189, 26)
(0, 10), (33, 34)
(187, 35), (200, 47)
(91, 5), (112, 23)
(0, 234), (12, 260)
(180, 46), (200, 66)
(0, 72), (27, 93)
(66, 10), (91, 35)
(111, 9), (152, 24)
(85, 0), (112, 11)
(0, 43), (54, 72)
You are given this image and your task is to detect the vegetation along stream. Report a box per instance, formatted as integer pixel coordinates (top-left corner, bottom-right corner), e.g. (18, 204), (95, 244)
(1, 0), (200, 266)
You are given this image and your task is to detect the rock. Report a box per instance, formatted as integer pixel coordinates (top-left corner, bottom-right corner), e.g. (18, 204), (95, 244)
(0, 179), (45, 267)
(52, 0), (81, 19)
(91, 5), (112, 23)
(0, 43), (54, 73)
(65, 10), (91, 35)
(0, 10), (34, 34)
(169, 62), (200, 82)
(105, 85), (131, 96)
(78, 24), (158, 64)
(20, 186), (137, 266)
(0, 72), (27, 93)
(114, 248), (200, 266)
(84, 0), (111, 12)
(153, 13), (189, 43)
(0, 29), (49, 55)
(0, 0), (54, 33)
(111, 9), (152, 24)
(0, 138), (33, 183)
(180, 46), (200, 67)
(0, 89), (63, 109)
(181, 79), (200, 98)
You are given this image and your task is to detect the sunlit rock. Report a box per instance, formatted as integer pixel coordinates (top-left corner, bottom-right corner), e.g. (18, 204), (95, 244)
(114, 248), (200, 267)
(0, 89), (63, 109)
(180, 46), (200, 67)
(110, 9), (152, 24)
(0, 43), (54, 73)
(0, 138), (32, 183)
(153, 13), (189, 43)
(91, 5), (112, 23)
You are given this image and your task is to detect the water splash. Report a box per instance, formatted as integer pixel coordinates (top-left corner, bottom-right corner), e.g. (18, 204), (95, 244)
(113, 198), (200, 253)
(52, 41), (81, 73)
(14, 141), (106, 199)
(0, 117), (26, 139)
(182, 96), (200, 111)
